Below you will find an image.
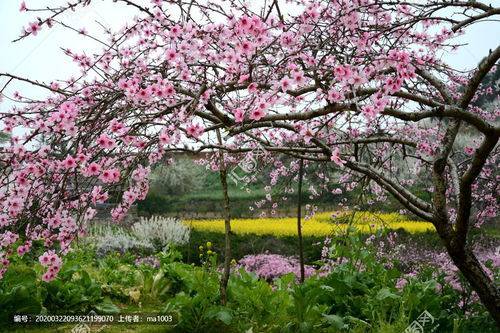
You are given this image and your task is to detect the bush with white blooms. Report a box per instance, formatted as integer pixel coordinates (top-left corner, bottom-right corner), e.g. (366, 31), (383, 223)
(132, 216), (190, 250)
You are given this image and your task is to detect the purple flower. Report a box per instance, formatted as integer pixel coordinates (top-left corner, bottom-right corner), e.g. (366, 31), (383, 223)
(135, 255), (160, 268)
(237, 254), (315, 281)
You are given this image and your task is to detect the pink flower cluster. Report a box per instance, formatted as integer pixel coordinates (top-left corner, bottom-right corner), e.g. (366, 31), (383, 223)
(39, 250), (62, 282)
(237, 253), (315, 281)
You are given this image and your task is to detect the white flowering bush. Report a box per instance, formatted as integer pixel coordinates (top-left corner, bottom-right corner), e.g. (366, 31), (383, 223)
(132, 216), (190, 250)
(88, 225), (154, 257)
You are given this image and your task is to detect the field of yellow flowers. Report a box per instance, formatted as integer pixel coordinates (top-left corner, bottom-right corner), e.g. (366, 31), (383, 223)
(184, 211), (435, 237)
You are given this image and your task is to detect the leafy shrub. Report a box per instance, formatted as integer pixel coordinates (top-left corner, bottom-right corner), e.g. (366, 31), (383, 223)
(315, 230), (498, 332)
(162, 265), (230, 333)
(0, 265), (44, 323)
(132, 216), (190, 250)
(44, 263), (118, 315)
(0, 253), (120, 324)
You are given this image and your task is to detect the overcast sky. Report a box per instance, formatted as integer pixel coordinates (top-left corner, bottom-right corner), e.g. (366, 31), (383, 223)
(1, 0), (499, 114)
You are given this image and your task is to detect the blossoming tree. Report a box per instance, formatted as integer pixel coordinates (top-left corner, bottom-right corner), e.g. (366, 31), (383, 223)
(0, 0), (499, 323)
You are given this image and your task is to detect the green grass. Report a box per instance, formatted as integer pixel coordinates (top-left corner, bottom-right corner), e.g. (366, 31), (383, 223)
(483, 225), (500, 238)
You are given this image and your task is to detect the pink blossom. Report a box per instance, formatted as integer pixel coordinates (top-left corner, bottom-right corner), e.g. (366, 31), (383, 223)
(361, 105), (378, 119)
(132, 165), (150, 181)
(334, 65), (352, 82)
(7, 197), (23, 217)
(62, 155), (77, 169)
(249, 108), (266, 121)
(233, 108), (245, 122)
(0, 214), (9, 227)
(41, 271), (56, 282)
(99, 168), (120, 184)
(327, 88), (343, 103)
(96, 134), (116, 149)
(26, 22), (41, 36)
(248, 82), (258, 93)
(1, 231), (19, 247)
(169, 24), (182, 38)
(17, 245), (28, 256)
(165, 48), (177, 61)
(238, 41), (254, 56)
(464, 146), (475, 155)
(159, 128), (172, 145)
(118, 78), (131, 90)
(330, 147), (345, 166)
(136, 87), (152, 101)
(123, 190), (137, 204)
(396, 278), (408, 289)
(237, 254), (315, 281)
(84, 207), (96, 221)
(280, 77), (292, 92)
(186, 123), (204, 139)
(238, 74), (250, 83)
(292, 71), (305, 85)
(39, 250), (61, 267)
(91, 186), (109, 204)
(83, 162), (101, 177)
(163, 83), (175, 97)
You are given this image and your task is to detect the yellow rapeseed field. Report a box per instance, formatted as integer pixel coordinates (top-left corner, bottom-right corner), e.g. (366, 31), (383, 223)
(184, 211), (435, 237)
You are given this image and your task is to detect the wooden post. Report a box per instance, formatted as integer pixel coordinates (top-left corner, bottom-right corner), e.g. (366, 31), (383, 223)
(297, 158), (305, 283)
(216, 129), (231, 305)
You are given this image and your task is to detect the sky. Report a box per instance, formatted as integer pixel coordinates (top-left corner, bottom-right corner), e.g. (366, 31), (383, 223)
(0, 0), (499, 114)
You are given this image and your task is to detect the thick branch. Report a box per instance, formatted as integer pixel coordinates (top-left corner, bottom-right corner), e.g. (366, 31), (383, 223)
(460, 45), (500, 108)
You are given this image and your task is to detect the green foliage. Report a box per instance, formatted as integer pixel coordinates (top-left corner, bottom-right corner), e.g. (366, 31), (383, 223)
(0, 254), (121, 326)
(97, 253), (144, 301)
(0, 265), (45, 323)
(44, 266), (100, 314)
(0, 131), (10, 143)
(227, 270), (292, 331)
(181, 230), (324, 265)
(161, 262), (226, 332)
(1, 231), (497, 332)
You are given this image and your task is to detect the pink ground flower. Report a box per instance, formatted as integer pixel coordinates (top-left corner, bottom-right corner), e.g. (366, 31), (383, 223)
(237, 253), (315, 281)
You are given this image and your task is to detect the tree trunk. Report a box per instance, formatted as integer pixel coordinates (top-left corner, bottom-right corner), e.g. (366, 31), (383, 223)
(217, 129), (231, 306)
(297, 159), (305, 283)
(446, 245), (500, 326)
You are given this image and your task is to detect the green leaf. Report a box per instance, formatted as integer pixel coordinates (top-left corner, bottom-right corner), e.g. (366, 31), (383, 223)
(322, 314), (345, 329)
(94, 300), (120, 314)
(375, 288), (400, 301)
(215, 309), (232, 325)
